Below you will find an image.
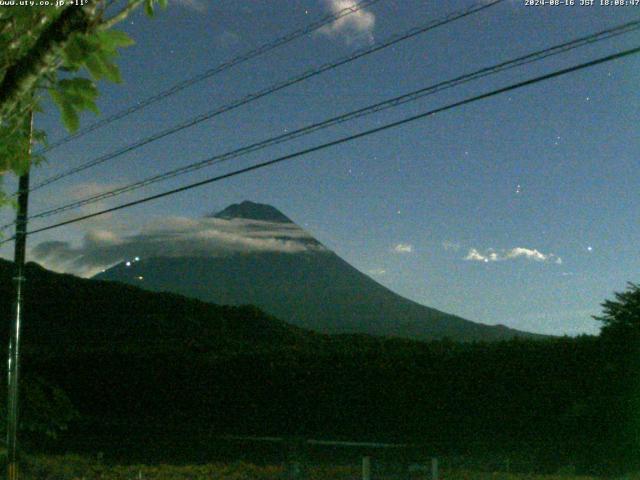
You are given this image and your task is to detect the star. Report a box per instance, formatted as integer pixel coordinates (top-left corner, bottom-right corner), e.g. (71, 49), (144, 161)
(587, 246), (593, 252)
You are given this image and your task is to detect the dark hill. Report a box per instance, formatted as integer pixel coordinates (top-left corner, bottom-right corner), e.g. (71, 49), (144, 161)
(0, 260), (616, 472)
(0, 259), (311, 355)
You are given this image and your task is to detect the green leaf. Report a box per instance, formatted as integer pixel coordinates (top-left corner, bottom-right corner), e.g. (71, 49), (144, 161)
(48, 88), (65, 110)
(70, 34), (101, 61)
(157, 0), (168, 8)
(84, 53), (107, 80)
(144, 0), (155, 17)
(97, 29), (135, 51)
(58, 78), (100, 113)
(62, 35), (85, 66)
(59, 78), (98, 100)
(94, 50), (122, 83)
(49, 78), (101, 131)
(59, 100), (80, 132)
(103, 61), (122, 83)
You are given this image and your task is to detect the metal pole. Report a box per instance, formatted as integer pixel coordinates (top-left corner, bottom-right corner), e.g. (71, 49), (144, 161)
(6, 110), (33, 480)
(362, 456), (371, 480)
(431, 458), (438, 480)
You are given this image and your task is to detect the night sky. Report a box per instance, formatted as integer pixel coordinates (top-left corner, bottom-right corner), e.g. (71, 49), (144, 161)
(1, 0), (638, 336)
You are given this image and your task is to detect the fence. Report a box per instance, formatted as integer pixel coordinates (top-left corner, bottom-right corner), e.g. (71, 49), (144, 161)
(220, 435), (440, 480)
(44, 431), (567, 477)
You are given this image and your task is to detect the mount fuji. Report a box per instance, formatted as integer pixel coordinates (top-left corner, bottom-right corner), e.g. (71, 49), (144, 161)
(95, 201), (542, 342)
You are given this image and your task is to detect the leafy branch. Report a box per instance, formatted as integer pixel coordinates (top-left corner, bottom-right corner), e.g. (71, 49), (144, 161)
(0, 0), (167, 177)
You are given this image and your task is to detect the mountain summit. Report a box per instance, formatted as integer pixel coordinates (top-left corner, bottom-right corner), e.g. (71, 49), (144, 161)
(96, 201), (544, 342)
(212, 201), (293, 224)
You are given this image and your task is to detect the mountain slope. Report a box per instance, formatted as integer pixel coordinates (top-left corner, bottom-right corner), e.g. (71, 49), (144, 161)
(96, 201), (542, 342)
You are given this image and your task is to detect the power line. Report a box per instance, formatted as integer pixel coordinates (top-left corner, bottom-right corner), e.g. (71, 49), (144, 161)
(19, 18), (640, 224)
(28, 0), (505, 192)
(37, 0), (384, 155)
(4, 44), (636, 243)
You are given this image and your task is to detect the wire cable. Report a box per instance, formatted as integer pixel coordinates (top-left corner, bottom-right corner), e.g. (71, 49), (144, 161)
(28, 0), (505, 192)
(3, 44), (636, 243)
(18, 18), (640, 225)
(37, 0), (384, 154)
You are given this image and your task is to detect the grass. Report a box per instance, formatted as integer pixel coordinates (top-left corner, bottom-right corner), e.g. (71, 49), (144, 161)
(13, 455), (614, 480)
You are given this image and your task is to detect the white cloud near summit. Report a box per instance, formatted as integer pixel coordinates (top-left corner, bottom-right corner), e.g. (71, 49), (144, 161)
(464, 247), (562, 264)
(29, 217), (325, 278)
(392, 243), (414, 254)
(318, 0), (376, 44)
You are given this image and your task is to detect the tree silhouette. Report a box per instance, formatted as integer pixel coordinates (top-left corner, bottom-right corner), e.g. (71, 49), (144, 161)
(594, 282), (640, 342)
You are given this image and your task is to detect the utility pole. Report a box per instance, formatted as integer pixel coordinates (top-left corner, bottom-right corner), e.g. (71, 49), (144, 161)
(6, 110), (33, 480)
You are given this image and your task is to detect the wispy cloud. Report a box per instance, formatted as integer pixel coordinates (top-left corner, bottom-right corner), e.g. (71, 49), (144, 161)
(464, 247), (562, 264)
(30, 217), (326, 278)
(392, 243), (413, 254)
(368, 268), (387, 276)
(44, 181), (136, 232)
(318, 0), (376, 44)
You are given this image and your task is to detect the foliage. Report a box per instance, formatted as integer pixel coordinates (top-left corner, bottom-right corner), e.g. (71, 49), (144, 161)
(0, 375), (79, 440)
(0, 0), (167, 183)
(593, 282), (640, 341)
(585, 282), (640, 473)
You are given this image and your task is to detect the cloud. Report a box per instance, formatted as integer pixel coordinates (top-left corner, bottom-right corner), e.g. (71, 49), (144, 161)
(318, 0), (376, 44)
(465, 248), (494, 263)
(30, 217), (326, 278)
(464, 247), (561, 264)
(392, 243), (413, 254)
(368, 268), (387, 276)
(41, 181), (139, 233)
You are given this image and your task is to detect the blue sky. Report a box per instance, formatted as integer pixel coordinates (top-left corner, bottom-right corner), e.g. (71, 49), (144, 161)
(2, 0), (639, 335)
